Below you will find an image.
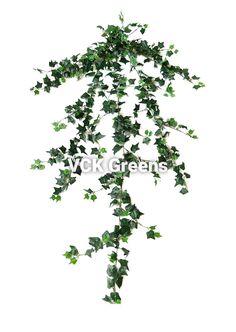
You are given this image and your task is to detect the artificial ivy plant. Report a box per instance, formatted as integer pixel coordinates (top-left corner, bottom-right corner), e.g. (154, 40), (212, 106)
(31, 13), (204, 304)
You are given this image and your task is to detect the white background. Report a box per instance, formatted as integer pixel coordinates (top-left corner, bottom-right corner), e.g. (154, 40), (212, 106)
(1, 0), (236, 331)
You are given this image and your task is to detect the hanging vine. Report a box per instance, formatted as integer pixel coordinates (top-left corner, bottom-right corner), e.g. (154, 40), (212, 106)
(31, 13), (204, 304)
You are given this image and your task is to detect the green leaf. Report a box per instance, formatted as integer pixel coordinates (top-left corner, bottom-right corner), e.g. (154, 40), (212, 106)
(85, 249), (94, 257)
(64, 245), (79, 264)
(180, 187), (188, 194)
(64, 251), (72, 259)
(158, 42), (165, 48)
(149, 225), (156, 230)
(31, 159), (45, 170)
(116, 276), (123, 288)
(100, 147), (107, 154)
(113, 144), (122, 154)
(188, 129), (198, 139)
(110, 292), (121, 304)
(129, 79), (136, 85)
(130, 55), (138, 66)
(167, 118), (178, 128)
(52, 121), (67, 132)
(103, 295), (112, 303)
(70, 257), (78, 264)
(126, 204), (143, 219)
(90, 193), (97, 202)
(131, 143), (139, 153)
(119, 11), (124, 23)
(193, 82), (205, 90)
(146, 230), (155, 239)
(102, 231), (110, 244)
(89, 237), (103, 251)
(109, 251), (118, 263)
(50, 194), (61, 202)
(49, 60), (57, 67)
(103, 100), (117, 114)
(146, 229), (162, 239)
(84, 193), (90, 200)
(107, 277), (115, 289)
(143, 137), (151, 145)
(107, 264), (118, 278)
(70, 245), (79, 255)
(35, 81), (42, 89)
(164, 84), (175, 97)
(121, 248), (130, 257)
(113, 208), (129, 217)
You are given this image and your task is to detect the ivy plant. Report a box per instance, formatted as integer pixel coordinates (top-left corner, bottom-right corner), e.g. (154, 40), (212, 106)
(31, 13), (204, 304)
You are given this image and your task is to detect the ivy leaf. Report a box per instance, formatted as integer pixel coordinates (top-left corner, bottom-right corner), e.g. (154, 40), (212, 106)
(130, 55), (138, 66)
(146, 229), (161, 239)
(143, 137), (151, 145)
(131, 143), (139, 153)
(129, 79), (136, 85)
(116, 276), (123, 288)
(64, 245), (79, 264)
(35, 81), (42, 89)
(91, 193), (97, 202)
(109, 251), (118, 263)
(31, 159), (45, 170)
(113, 208), (129, 217)
(119, 11), (124, 23)
(113, 144), (122, 154)
(193, 82), (205, 90)
(50, 194), (61, 202)
(107, 278), (115, 289)
(85, 249), (94, 258)
(49, 60), (57, 67)
(140, 24), (148, 34)
(107, 264), (118, 278)
(188, 129), (198, 139)
(70, 257), (78, 264)
(110, 292), (121, 304)
(126, 204), (143, 219)
(89, 237), (103, 251)
(166, 118), (178, 128)
(164, 84), (175, 97)
(99, 147), (107, 154)
(52, 122), (67, 132)
(84, 193), (90, 200)
(84, 189), (97, 202)
(121, 248), (130, 257)
(146, 230), (155, 239)
(69, 245), (79, 255)
(102, 231), (110, 244)
(180, 187), (188, 194)
(103, 100), (117, 114)
(103, 295), (112, 303)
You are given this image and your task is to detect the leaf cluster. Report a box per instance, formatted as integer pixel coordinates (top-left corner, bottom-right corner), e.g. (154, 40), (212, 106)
(31, 13), (204, 303)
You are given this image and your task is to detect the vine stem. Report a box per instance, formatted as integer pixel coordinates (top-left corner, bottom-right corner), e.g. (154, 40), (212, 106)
(163, 123), (191, 137)
(137, 222), (150, 230)
(113, 144), (125, 293)
(111, 87), (123, 294)
(128, 27), (139, 37)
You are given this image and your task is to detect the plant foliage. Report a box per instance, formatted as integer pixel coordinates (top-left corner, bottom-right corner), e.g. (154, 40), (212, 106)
(31, 13), (204, 303)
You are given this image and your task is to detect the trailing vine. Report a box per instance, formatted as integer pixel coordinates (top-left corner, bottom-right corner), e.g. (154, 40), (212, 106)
(31, 13), (204, 304)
